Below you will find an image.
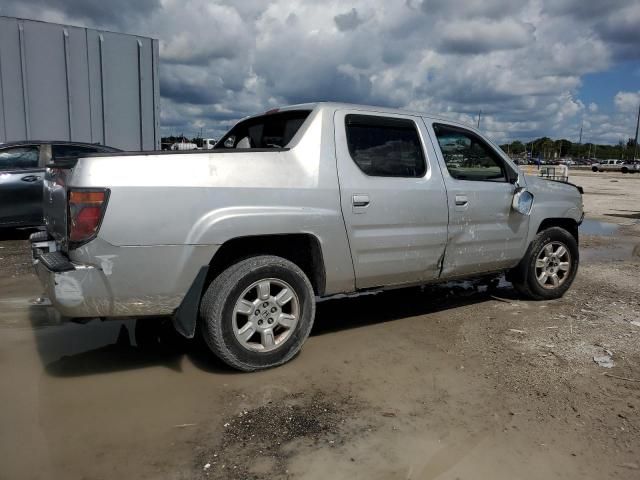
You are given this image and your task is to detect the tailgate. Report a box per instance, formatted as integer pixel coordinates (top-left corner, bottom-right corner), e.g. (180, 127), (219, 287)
(43, 158), (76, 249)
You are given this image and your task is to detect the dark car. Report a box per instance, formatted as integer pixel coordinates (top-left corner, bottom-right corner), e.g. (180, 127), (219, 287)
(0, 141), (121, 228)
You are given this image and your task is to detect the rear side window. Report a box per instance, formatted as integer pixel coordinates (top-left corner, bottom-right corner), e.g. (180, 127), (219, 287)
(52, 145), (101, 159)
(345, 114), (426, 177)
(215, 110), (311, 149)
(0, 146), (39, 170)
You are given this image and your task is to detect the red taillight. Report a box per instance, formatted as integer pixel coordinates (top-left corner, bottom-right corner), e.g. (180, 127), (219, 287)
(68, 189), (109, 244)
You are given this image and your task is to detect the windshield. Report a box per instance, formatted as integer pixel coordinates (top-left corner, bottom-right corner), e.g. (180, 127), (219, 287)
(214, 110), (311, 149)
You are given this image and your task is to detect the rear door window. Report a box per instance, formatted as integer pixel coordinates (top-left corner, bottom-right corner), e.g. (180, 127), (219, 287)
(0, 146), (39, 170)
(345, 114), (426, 177)
(215, 110), (311, 149)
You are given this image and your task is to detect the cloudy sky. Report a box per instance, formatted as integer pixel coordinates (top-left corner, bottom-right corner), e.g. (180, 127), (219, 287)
(1, 0), (639, 144)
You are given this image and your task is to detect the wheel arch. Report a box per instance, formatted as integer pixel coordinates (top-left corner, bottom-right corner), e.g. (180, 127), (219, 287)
(508, 220), (580, 300)
(172, 233), (326, 340)
(207, 233), (327, 297)
(536, 217), (579, 243)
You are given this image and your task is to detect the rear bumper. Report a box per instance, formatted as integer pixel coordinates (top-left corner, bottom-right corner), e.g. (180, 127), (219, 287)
(30, 233), (217, 319)
(33, 256), (110, 318)
(31, 234), (114, 318)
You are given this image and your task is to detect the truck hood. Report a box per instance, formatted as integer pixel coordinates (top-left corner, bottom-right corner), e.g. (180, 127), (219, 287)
(524, 174), (583, 196)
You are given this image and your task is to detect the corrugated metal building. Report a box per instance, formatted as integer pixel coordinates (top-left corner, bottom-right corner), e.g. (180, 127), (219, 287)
(0, 16), (159, 151)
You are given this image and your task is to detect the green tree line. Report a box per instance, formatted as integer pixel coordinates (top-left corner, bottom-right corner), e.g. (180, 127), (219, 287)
(500, 137), (637, 160)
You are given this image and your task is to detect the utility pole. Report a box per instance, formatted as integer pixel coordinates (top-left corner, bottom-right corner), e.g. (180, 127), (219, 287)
(578, 121), (583, 159)
(477, 110), (482, 129)
(578, 123), (583, 144)
(634, 102), (640, 161)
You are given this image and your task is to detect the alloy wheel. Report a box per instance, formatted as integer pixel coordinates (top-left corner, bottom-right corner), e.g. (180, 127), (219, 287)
(232, 278), (300, 352)
(534, 241), (572, 289)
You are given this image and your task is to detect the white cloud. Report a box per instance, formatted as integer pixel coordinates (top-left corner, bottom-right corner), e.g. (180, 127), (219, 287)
(614, 91), (640, 113)
(0, 0), (638, 143)
(438, 18), (534, 54)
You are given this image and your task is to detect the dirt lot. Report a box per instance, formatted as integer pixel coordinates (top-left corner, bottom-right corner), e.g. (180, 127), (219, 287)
(1, 170), (639, 480)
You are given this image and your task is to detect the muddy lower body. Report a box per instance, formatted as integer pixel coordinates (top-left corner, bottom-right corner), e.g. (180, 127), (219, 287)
(1, 176), (640, 479)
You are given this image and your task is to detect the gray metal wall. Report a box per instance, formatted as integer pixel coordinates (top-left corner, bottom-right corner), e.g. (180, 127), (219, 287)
(0, 16), (159, 151)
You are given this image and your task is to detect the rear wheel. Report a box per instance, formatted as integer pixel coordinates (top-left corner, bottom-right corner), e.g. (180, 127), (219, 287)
(199, 255), (315, 371)
(591, 166), (598, 172)
(509, 227), (579, 300)
(622, 167), (629, 174)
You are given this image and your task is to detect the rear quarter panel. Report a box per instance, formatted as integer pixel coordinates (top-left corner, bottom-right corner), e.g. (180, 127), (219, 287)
(68, 108), (355, 295)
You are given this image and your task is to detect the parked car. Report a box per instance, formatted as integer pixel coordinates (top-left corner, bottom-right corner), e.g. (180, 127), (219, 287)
(621, 160), (640, 174)
(170, 142), (198, 151)
(31, 103), (583, 371)
(201, 138), (217, 149)
(0, 141), (120, 228)
(591, 159), (625, 172)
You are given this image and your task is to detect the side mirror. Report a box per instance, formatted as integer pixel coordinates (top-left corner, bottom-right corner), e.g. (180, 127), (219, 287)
(512, 187), (534, 215)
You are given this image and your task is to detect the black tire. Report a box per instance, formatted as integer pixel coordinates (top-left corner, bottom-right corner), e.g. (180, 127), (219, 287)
(199, 255), (315, 371)
(622, 167), (629, 174)
(509, 227), (579, 300)
(591, 166), (598, 172)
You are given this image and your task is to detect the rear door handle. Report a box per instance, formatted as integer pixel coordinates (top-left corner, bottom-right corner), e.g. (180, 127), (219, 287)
(352, 194), (370, 207)
(455, 195), (468, 206)
(352, 194), (370, 212)
(21, 175), (41, 183)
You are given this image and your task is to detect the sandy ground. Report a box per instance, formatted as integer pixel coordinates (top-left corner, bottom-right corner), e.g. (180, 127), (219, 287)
(0, 171), (639, 480)
(571, 170), (640, 223)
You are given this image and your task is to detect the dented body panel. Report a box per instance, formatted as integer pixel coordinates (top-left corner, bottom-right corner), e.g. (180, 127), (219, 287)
(523, 175), (584, 243)
(33, 102), (583, 321)
(35, 237), (217, 317)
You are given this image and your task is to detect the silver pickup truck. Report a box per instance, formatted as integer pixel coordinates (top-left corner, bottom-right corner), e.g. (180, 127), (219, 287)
(31, 103), (584, 371)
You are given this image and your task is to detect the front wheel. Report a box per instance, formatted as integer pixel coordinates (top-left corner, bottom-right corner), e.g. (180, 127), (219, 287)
(509, 227), (579, 300)
(199, 255), (315, 371)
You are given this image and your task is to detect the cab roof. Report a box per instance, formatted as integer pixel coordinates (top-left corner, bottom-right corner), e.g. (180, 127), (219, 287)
(262, 102), (479, 132)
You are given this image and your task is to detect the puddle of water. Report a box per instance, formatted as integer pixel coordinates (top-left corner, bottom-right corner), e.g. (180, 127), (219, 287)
(580, 244), (631, 263)
(579, 219), (619, 236)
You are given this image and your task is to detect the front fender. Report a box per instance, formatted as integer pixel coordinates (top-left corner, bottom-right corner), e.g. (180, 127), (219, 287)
(525, 176), (583, 245)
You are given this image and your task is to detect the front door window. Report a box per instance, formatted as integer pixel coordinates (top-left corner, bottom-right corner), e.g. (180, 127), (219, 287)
(433, 124), (511, 182)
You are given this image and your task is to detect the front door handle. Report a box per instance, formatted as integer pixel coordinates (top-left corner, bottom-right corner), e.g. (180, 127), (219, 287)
(21, 175), (41, 183)
(455, 195), (468, 206)
(352, 194), (370, 208)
